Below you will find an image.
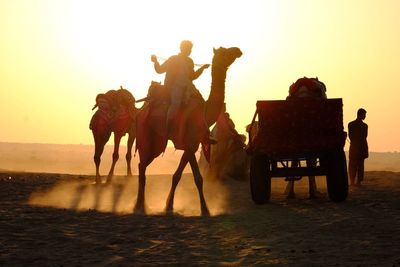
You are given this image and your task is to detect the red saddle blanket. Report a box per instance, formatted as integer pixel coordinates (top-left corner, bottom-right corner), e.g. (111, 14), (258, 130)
(136, 101), (211, 162)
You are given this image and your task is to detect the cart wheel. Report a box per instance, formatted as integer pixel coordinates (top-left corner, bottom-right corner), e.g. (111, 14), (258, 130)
(250, 155), (271, 204)
(322, 150), (348, 202)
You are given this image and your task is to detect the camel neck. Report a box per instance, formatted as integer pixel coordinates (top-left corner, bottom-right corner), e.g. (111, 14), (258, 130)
(205, 64), (227, 126)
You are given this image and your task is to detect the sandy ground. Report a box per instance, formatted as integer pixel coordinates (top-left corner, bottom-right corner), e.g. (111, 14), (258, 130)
(1, 171), (400, 266)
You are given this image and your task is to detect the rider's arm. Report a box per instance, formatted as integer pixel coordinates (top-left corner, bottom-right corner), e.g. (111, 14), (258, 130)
(192, 63), (210, 80)
(154, 56), (173, 74)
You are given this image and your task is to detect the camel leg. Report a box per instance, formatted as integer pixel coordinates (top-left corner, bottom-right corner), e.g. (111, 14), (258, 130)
(93, 136), (108, 184)
(126, 133), (135, 177)
(308, 176), (317, 198)
(165, 153), (189, 214)
(307, 159), (321, 199)
(284, 181), (296, 199)
(134, 161), (149, 215)
(308, 174), (322, 199)
(187, 152), (210, 216)
(134, 128), (167, 215)
(284, 160), (298, 198)
(134, 152), (157, 214)
(107, 133), (122, 184)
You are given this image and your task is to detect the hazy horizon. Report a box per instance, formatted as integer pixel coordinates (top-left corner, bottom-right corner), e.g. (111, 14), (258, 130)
(1, 142), (399, 176)
(2, 140), (400, 153)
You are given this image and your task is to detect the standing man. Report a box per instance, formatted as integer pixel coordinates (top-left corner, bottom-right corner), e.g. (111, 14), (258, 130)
(348, 108), (369, 186)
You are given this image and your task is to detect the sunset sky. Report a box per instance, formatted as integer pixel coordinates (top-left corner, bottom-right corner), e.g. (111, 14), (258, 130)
(1, 0), (399, 152)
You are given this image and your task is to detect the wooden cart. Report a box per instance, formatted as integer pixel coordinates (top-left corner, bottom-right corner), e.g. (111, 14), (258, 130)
(247, 98), (348, 203)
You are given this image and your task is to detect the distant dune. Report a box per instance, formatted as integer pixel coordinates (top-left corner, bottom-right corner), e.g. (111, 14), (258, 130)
(0, 142), (399, 175)
(0, 142), (192, 175)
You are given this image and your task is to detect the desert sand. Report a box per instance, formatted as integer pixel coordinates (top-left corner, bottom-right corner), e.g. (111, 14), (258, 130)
(1, 169), (400, 266)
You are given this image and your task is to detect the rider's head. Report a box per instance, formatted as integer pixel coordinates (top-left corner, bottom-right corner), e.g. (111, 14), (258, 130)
(180, 40), (193, 56)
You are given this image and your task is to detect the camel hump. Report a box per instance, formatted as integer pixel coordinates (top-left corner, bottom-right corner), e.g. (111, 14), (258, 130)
(147, 81), (170, 103)
(117, 88), (135, 106)
(95, 89), (136, 110)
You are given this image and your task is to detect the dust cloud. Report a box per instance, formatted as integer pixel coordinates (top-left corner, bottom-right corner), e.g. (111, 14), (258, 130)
(0, 142), (193, 175)
(6, 142), (400, 216)
(2, 143), (399, 175)
(28, 174), (231, 216)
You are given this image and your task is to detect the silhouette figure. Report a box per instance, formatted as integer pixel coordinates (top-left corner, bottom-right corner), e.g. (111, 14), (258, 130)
(199, 105), (248, 181)
(348, 108), (368, 186)
(135, 47), (242, 215)
(89, 86), (138, 184)
(151, 40), (210, 143)
(285, 77), (327, 198)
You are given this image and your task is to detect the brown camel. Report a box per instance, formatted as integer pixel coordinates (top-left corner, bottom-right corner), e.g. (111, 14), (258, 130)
(135, 47), (242, 215)
(199, 112), (248, 181)
(89, 87), (138, 184)
(284, 77), (326, 198)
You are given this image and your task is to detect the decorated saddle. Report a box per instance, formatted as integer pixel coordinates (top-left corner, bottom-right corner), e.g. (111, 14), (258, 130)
(89, 87), (136, 136)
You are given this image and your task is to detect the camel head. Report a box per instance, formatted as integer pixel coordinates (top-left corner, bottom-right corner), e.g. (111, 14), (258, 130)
(148, 81), (163, 96)
(212, 47), (242, 69)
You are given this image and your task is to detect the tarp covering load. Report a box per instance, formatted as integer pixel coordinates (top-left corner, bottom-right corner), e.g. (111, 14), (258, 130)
(252, 98), (346, 155)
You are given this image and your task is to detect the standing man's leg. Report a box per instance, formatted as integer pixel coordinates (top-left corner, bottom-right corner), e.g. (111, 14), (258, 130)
(356, 158), (365, 185)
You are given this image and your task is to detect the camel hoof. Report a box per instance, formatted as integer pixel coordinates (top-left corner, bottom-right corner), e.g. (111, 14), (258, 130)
(133, 202), (147, 215)
(201, 208), (210, 217)
(165, 201), (174, 215)
(133, 206), (146, 216)
(286, 193), (296, 199)
(165, 208), (174, 216)
(309, 191), (323, 199)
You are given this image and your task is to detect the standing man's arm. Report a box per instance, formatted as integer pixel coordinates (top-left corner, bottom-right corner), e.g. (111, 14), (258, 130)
(348, 122), (354, 141)
(364, 124), (369, 158)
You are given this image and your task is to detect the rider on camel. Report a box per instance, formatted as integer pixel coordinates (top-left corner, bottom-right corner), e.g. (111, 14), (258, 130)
(151, 40), (215, 145)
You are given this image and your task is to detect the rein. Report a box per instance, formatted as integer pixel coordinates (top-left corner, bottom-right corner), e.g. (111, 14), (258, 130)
(155, 56), (209, 67)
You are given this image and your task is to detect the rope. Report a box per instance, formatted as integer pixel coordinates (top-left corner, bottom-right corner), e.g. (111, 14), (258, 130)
(155, 56), (209, 67)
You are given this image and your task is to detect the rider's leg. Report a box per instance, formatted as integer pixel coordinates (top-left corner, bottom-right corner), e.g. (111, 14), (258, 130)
(167, 85), (184, 137)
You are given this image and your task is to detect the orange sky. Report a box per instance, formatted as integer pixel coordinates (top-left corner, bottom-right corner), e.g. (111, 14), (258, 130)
(1, 0), (399, 152)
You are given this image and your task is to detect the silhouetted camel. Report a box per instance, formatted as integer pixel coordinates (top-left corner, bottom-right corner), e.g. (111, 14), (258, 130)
(285, 77), (326, 198)
(199, 113), (249, 181)
(135, 47), (242, 215)
(89, 87), (138, 184)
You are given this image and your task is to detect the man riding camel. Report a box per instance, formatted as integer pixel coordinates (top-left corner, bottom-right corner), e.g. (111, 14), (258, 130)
(151, 40), (215, 145)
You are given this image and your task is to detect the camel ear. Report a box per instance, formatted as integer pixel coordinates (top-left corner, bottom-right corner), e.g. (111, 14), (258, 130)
(213, 47), (216, 53)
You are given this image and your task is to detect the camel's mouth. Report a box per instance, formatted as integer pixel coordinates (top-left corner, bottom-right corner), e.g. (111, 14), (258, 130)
(231, 47), (243, 58)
